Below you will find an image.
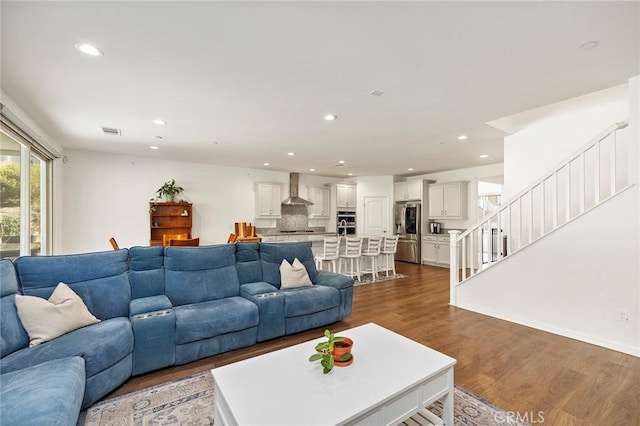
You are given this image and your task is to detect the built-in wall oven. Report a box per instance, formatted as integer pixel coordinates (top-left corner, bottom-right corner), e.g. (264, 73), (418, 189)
(394, 202), (421, 263)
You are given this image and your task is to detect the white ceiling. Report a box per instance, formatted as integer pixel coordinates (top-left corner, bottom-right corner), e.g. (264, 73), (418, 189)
(1, 1), (638, 177)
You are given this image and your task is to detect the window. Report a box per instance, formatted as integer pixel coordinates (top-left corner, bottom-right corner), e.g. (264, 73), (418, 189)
(1, 108), (56, 259)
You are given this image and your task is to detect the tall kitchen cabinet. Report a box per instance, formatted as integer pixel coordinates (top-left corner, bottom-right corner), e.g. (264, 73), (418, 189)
(428, 181), (468, 219)
(149, 202), (192, 246)
(307, 186), (331, 218)
(255, 182), (282, 218)
(394, 180), (423, 201)
(336, 184), (356, 210)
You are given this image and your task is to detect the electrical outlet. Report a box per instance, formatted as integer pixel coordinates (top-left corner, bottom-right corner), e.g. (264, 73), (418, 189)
(618, 311), (630, 322)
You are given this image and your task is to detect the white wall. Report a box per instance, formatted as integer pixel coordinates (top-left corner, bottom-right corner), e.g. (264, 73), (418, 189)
(62, 149), (343, 254)
(456, 186), (640, 356)
(414, 163), (505, 230)
(500, 84), (629, 199)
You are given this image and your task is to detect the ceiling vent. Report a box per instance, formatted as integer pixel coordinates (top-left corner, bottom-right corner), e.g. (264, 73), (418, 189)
(100, 126), (121, 136)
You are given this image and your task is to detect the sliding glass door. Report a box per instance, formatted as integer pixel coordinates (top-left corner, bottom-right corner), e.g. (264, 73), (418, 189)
(0, 130), (50, 259)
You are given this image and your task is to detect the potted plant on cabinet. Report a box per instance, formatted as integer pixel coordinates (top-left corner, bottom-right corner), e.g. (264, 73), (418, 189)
(155, 179), (184, 202)
(308, 329), (353, 374)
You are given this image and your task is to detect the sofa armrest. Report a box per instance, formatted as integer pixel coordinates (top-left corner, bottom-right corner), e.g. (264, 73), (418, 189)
(314, 270), (354, 290)
(240, 282), (279, 298)
(130, 295), (172, 316)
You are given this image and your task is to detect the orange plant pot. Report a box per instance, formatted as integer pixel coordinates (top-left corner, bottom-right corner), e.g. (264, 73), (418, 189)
(332, 337), (353, 367)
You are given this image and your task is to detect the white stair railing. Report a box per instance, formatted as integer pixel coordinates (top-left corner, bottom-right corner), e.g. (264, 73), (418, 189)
(450, 122), (630, 304)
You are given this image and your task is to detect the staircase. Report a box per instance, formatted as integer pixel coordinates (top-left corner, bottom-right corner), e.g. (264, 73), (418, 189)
(449, 121), (632, 304)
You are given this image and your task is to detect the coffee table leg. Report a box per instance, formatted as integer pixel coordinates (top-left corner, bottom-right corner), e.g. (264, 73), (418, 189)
(442, 389), (454, 425)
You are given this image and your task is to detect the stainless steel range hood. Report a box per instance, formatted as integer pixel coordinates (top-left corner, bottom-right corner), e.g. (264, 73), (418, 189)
(281, 172), (313, 206)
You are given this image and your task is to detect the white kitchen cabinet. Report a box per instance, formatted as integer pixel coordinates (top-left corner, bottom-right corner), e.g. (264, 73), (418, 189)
(422, 236), (438, 264)
(394, 180), (423, 201)
(428, 181), (467, 219)
(255, 182), (282, 218)
(336, 184), (356, 209)
(422, 235), (455, 267)
(307, 186), (331, 218)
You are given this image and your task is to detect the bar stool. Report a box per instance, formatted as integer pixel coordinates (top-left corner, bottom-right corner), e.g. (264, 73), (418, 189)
(315, 237), (340, 272)
(378, 235), (399, 277)
(361, 236), (382, 282)
(339, 237), (363, 281)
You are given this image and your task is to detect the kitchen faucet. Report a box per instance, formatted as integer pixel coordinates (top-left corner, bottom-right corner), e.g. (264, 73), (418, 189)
(340, 219), (347, 236)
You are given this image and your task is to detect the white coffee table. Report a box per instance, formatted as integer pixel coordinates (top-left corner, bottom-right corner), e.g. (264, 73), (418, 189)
(212, 322), (456, 426)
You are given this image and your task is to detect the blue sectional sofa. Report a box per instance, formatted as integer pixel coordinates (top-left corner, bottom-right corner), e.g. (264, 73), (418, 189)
(0, 242), (353, 425)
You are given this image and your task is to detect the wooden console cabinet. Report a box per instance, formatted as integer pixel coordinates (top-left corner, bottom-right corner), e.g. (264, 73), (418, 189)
(149, 202), (192, 246)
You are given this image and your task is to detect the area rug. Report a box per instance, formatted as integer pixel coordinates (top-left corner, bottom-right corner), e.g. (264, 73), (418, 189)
(354, 273), (408, 286)
(79, 371), (530, 426)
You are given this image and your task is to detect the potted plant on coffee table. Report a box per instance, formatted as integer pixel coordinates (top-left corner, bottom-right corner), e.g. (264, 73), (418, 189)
(308, 329), (353, 374)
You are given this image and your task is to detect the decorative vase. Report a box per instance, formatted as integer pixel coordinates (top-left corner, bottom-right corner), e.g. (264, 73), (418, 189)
(332, 337), (353, 367)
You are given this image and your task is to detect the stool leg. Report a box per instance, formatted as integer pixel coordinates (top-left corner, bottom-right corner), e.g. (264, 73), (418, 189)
(391, 255), (396, 276)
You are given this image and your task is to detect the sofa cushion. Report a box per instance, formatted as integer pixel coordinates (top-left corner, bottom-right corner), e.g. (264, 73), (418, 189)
(235, 243), (262, 284)
(129, 246), (165, 299)
(0, 356), (85, 426)
(282, 285), (340, 317)
(280, 258), (312, 289)
(239, 281), (279, 297)
(259, 242), (318, 288)
(130, 295), (173, 316)
(0, 317), (133, 378)
(0, 259), (29, 358)
(14, 250), (130, 320)
(15, 283), (100, 347)
(174, 296), (258, 345)
(165, 244), (241, 306)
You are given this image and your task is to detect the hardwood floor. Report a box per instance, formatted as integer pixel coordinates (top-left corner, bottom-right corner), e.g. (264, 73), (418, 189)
(108, 262), (640, 425)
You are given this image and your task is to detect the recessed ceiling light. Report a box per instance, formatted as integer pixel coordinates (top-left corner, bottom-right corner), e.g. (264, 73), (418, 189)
(338, 160), (345, 164)
(347, 173), (354, 176)
(287, 152), (295, 156)
(457, 135), (468, 141)
(263, 162), (270, 166)
(155, 135), (163, 139)
(310, 168), (316, 172)
(154, 119), (167, 126)
(369, 90), (384, 97)
(150, 146), (159, 150)
(324, 114), (337, 121)
(479, 154), (489, 159)
(74, 43), (103, 56)
(408, 168), (414, 171)
(580, 41), (599, 50)
(435, 141), (445, 145)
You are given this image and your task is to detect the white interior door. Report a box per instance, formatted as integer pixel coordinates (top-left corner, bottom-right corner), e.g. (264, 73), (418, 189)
(363, 196), (389, 236)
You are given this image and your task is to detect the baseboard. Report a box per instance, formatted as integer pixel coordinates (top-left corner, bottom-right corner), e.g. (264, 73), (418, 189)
(454, 302), (640, 357)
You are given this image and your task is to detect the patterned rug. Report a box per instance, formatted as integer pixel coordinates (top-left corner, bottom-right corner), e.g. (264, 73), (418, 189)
(354, 273), (408, 286)
(79, 371), (530, 426)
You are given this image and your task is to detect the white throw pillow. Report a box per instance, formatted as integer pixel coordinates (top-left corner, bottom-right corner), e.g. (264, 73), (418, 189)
(280, 258), (313, 289)
(15, 282), (101, 347)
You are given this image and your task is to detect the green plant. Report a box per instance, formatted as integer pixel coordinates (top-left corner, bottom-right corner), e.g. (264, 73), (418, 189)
(308, 329), (351, 374)
(155, 179), (184, 202)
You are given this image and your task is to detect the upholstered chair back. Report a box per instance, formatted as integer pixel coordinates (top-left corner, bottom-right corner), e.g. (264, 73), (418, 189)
(13, 250), (131, 320)
(235, 243), (263, 284)
(0, 259), (29, 358)
(164, 244), (240, 306)
(258, 242), (318, 289)
(129, 246), (165, 299)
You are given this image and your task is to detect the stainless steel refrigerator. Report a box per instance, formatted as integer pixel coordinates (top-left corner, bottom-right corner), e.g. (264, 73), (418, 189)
(394, 202), (421, 263)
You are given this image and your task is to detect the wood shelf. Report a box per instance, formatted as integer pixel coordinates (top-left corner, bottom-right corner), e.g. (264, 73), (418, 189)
(150, 202), (192, 245)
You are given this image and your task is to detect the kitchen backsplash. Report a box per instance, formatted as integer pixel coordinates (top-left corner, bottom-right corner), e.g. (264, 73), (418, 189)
(279, 205), (310, 230)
